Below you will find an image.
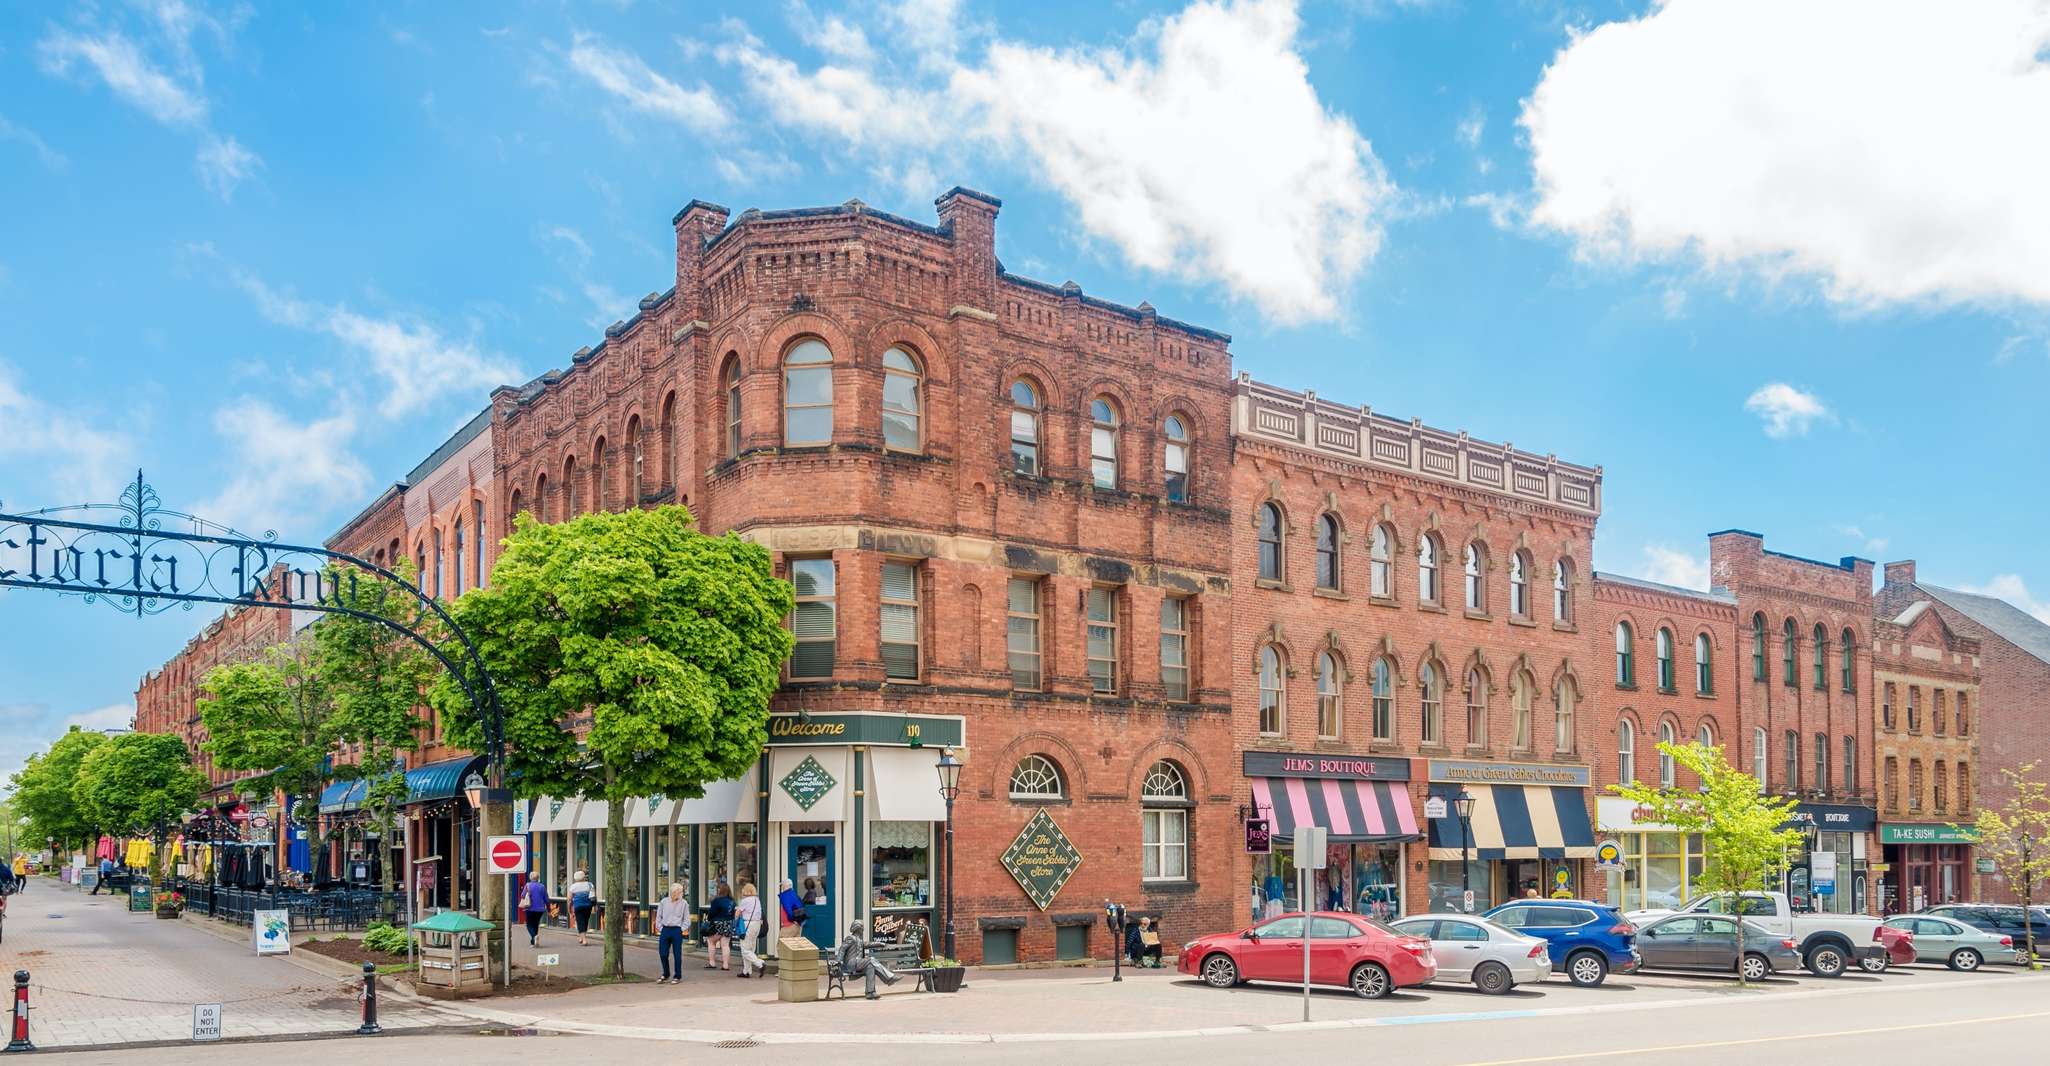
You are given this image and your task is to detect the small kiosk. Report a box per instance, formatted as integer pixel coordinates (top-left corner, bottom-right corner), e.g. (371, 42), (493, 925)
(410, 910), (494, 993)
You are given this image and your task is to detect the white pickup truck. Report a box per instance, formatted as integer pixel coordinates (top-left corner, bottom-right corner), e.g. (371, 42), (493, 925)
(1624, 891), (1887, 976)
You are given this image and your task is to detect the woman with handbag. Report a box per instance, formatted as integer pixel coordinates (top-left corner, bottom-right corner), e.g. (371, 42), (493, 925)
(705, 883), (737, 972)
(733, 883), (765, 977)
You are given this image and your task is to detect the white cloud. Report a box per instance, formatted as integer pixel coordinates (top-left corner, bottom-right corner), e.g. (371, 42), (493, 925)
(1744, 382), (1832, 439)
(1455, 105), (1484, 148)
(1955, 574), (2050, 626)
(229, 269), (514, 419)
(196, 134), (260, 200)
(0, 360), (134, 501)
(63, 702), (134, 731)
(1639, 544), (1710, 592)
(0, 112), (70, 171)
(38, 29), (206, 125)
(1522, 0), (2050, 310)
(567, 33), (729, 132)
(798, 12), (877, 63)
(196, 399), (371, 536)
(1833, 523), (1889, 557)
(721, 27), (953, 150)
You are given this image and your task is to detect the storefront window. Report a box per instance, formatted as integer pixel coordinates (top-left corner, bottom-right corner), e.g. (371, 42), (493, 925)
(733, 823), (758, 893)
(574, 831), (597, 893)
(1427, 859), (1493, 913)
(652, 830), (672, 900)
(870, 821), (932, 909)
(705, 824), (729, 897)
(552, 833), (568, 892)
(625, 828), (643, 902)
(1606, 831), (1709, 912)
(1253, 846), (1301, 920)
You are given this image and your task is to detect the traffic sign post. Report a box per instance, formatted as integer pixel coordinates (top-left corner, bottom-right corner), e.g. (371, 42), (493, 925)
(1292, 827), (1327, 1022)
(484, 836), (527, 989)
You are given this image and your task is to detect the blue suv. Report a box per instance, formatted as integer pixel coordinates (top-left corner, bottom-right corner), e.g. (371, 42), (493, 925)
(1484, 899), (1640, 987)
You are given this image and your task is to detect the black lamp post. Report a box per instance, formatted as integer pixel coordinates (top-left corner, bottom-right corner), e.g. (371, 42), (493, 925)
(1454, 788), (1477, 913)
(935, 749), (963, 960)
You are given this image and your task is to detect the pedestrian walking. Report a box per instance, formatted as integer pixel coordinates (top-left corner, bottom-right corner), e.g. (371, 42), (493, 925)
(734, 883), (765, 977)
(567, 869), (595, 946)
(655, 882), (690, 984)
(520, 875), (549, 946)
(8, 853), (25, 894)
(706, 883), (736, 971)
(777, 878), (807, 926)
(92, 855), (114, 895)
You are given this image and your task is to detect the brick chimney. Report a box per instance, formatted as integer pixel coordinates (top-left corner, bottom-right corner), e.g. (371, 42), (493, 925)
(936, 186), (1001, 311)
(671, 199), (730, 324)
(1884, 560), (1916, 587)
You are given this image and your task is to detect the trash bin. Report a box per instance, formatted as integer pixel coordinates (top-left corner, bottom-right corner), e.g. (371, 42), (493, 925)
(777, 937), (820, 1002)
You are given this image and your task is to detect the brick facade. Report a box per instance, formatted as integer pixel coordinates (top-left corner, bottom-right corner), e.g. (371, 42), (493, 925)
(1870, 592), (1982, 907)
(1590, 573), (1740, 794)
(134, 596), (295, 794)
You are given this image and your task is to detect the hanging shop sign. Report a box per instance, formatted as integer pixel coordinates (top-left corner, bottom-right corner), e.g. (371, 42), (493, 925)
(1782, 802), (1877, 833)
(1000, 809), (1084, 911)
(1878, 823), (1978, 845)
(1242, 751), (1409, 781)
(1594, 840), (1625, 869)
(778, 755), (839, 812)
(1244, 816), (1272, 854)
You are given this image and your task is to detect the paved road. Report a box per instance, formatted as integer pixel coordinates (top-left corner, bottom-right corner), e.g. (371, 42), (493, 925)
(97, 965), (2050, 1064)
(0, 878), (444, 1049)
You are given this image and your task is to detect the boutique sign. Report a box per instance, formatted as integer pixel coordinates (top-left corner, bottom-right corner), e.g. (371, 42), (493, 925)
(1242, 751), (1410, 781)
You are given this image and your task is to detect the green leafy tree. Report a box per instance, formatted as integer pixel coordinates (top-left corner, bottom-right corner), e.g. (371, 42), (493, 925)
(8, 727), (111, 852)
(1609, 741), (1804, 986)
(198, 644), (337, 822)
(1972, 762), (2050, 969)
(433, 506), (794, 976)
(72, 732), (206, 881)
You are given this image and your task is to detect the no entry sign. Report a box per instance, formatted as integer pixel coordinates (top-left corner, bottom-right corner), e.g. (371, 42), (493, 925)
(485, 835), (527, 875)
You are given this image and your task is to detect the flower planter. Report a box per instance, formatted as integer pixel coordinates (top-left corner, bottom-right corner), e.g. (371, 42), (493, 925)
(154, 906), (182, 920)
(924, 965), (966, 993)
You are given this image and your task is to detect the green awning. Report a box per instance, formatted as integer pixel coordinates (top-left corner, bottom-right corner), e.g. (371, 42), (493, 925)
(403, 755), (489, 806)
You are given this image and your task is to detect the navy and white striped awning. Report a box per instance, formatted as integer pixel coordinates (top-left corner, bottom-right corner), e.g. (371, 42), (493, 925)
(1427, 782), (1596, 860)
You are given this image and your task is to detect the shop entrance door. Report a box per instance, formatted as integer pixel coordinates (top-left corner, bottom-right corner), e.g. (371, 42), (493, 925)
(788, 836), (835, 947)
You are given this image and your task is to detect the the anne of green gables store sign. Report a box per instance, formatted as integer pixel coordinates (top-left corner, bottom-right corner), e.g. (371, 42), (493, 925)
(1000, 810), (1083, 910)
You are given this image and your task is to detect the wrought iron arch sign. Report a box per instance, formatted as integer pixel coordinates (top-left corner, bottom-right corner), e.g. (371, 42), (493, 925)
(0, 472), (505, 775)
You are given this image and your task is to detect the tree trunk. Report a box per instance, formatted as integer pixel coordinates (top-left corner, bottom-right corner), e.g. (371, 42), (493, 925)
(603, 790), (626, 978)
(1732, 892), (1747, 987)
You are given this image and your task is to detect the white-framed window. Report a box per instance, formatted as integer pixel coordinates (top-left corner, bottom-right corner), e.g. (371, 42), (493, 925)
(1418, 534), (1440, 605)
(1695, 632), (1712, 694)
(789, 557), (837, 679)
(1420, 662), (1443, 746)
(1258, 645), (1285, 735)
(1554, 677), (1577, 753)
(1699, 722), (1715, 751)
(1618, 718), (1636, 784)
(1656, 628), (1675, 691)
(1659, 721), (1677, 788)
(1140, 761), (1190, 882)
(1465, 669), (1487, 748)
(1814, 731), (1829, 792)
(1464, 543), (1485, 611)
(1316, 514), (1341, 590)
(1316, 652), (1342, 738)
(1007, 577), (1042, 690)
(1009, 380), (1042, 474)
(1509, 551), (1529, 618)
(1009, 755), (1065, 799)
(1753, 727), (1769, 790)
(1370, 524), (1393, 598)
(472, 499), (486, 589)
(1512, 671), (1533, 750)
(1258, 503), (1285, 582)
(1553, 559), (1573, 622)
(1372, 658), (1394, 741)
(723, 357), (742, 458)
(1615, 621), (1635, 686)
(882, 347), (922, 452)
(783, 338), (834, 445)
(452, 518), (465, 598)
(1163, 415), (1191, 502)
(1090, 397), (1120, 489)
(880, 560), (920, 680)
(1160, 596), (1190, 702)
(1086, 586), (1120, 694)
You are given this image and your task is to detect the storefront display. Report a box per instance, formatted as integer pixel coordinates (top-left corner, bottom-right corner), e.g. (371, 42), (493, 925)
(1244, 751), (1419, 921)
(1784, 802), (1875, 915)
(1879, 823), (1977, 913)
(1596, 798), (1708, 912)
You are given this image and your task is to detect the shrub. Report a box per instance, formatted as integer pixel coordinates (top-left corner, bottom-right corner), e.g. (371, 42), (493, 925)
(362, 921), (411, 955)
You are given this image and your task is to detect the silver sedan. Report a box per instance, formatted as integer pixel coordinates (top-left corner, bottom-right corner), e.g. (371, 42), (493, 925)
(1390, 914), (1552, 994)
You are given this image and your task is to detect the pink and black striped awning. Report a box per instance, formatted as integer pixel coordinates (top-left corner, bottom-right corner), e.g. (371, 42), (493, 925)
(1251, 776), (1421, 842)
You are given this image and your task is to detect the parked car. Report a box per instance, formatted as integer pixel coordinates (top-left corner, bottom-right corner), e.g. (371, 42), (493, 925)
(1483, 899), (1640, 988)
(1867, 923), (1916, 971)
(1179, 911), (1437, 998)
(1389, 914), (1551, 994)
(1632, 913), (1804, 981)
(1921, 904), (2050, 963)
(1625, 891), (1884, 977)
(1880, 915), (2018, 970)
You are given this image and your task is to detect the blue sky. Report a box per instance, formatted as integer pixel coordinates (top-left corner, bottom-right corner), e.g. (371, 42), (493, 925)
(5, 0), (2048, 778)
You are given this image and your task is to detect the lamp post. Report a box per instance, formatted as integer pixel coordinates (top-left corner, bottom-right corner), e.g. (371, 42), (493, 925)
(935, 749), (962, 961)
(1454, 788), (1477, 913)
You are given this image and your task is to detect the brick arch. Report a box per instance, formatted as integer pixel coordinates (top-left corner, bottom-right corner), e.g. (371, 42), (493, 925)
(1690, 713), (1722, 746)
(1124, 738), (1214, 799)
(758, 312), (853, 368)
(984, 731), (1090, 799)
(863, 318), (949, 382)
(1548, 658), (1582, 696)
(1077, 376), (1137, 419)
(1459, 649), (1494, 693)
(998, 355), (1063, 410)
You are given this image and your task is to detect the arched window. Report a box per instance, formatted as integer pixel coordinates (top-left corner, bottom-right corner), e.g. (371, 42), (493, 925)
(1163, 415), (1191, 502)
(1813, 624), (1829, 689)
(1463, 543), (1486, 612)
(1372, 658), (1394, 741)
(431, 531), (444, 599)
(626, 416), (643, 506)
(472, 498), (486, 589)
(1815, 732), (1829, 793)
(1315, 652), (1341, 738)
(1465, 669), (1487, 748)
(562, 456), (579, 516)
(1618, 718), (1636, 784)
(1784, 730), (1800, 789)
(1695, 633), (1713, 694)
(1843, 736), (1857, 793)
(1257, 503), (1284, 582)
(1370, 525), (1393, 598)
(1554, 676), (1578, 753)
(1418, 533), (1440, 605)
(881, 347), (922, 452)
(1752, 613), (1767, 680)
(1258, 645), (1285, 735)
(416, 545), (427, 594)
(783, 339), (834, 445)
(1753, 727), (1769, 787)
(452, 518), (465, 598)
(1553, 558), (1574, 622)
(1615, 621), (1635, 686)
(1655, 627), (1674, 690)
(1512, 671), (1533, 750)
(663, 389), (682, 487)
(1839, 628), (1856, 692)
(534, 473), (548, 522)
(1141, 761), (1190, 882)
(1089, 397), (1119, 489)
(1009, 380), (1041, 474)
(1315, 514), (1340, 590)
(1781, 618), (1797, 685)
(1509, 551), (1530, 618)
(1419, 662), (1443, 745)
(593, 437), (610, 511)
(1659, 721), (1677, 788)
(1698, 722), (1715, 750)
(718, 360), (740, 458)
(1008, 755), (1065, 799)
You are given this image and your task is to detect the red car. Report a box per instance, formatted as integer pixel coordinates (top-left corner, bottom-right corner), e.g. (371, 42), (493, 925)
(1867, 923), (1916, 971)
(1178, 911), (1437, 998)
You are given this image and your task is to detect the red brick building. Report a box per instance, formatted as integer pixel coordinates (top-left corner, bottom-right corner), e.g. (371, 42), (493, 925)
(1870, 591), (1982, 909)
(1876, 560), (2050, 904)
(1229, 377), (1604, 920)
(134, 595), (295, 796)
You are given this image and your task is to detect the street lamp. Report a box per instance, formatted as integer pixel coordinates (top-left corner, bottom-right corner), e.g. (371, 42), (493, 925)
(935, 748), (963, 960)
(1454, 788), (1477, 913)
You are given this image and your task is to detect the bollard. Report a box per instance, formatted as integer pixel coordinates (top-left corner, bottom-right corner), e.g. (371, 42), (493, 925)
(356, 962), (381, 1035)
(5, 970), (31, 1053)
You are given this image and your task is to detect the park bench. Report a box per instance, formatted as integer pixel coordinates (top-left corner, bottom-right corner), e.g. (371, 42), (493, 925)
(825, 925), (930, 999)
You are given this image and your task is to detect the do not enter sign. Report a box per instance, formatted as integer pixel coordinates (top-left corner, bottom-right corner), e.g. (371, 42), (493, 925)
(486, 835), (527, 874)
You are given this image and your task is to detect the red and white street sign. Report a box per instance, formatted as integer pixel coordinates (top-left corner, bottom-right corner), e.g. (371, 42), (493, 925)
(485, 835), (527, 875)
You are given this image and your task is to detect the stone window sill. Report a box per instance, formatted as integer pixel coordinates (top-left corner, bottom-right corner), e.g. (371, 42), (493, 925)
(1418, 602), (1447, 615)
(1464, 609), (1493, 622)
(1313, 588), (1349, 601)
(1507, 616), (1536, 629)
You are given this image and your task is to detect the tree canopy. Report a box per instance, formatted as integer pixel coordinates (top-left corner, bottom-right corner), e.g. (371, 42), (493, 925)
(433, 505), (794, 974)
(8, 727), (112, 848)
(72, 731), (206, 877)
(1972, 762), (2050, 968)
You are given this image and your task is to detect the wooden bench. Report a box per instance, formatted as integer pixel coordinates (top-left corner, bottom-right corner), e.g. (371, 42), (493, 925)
(825, 927), (930, 999)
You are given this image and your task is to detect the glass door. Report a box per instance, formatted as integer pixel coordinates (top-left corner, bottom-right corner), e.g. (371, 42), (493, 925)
(788, 835), (835, 948)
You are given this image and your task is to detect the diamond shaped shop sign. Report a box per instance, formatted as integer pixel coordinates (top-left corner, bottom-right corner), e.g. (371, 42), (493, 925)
(778, 755), (837, 811)
(1000, 809), (1084, 911)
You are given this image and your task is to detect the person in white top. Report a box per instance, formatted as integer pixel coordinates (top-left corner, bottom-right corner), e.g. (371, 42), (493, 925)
(567, 870), (596, 946)
(733, 883), (766, 978)
(654, 882), (691, 984)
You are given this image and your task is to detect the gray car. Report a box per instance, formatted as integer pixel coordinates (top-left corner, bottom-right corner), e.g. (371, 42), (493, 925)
(1634, 913), (1803, 981)
(1390, 914), (1552, 994)
(1881, 914), (2020, 970)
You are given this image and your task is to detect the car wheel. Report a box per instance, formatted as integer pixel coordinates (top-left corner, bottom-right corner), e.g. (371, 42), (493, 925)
(1350, 961), (1392, 999)
(1200, 953), (1240, 988)
(1858, 953), (1890, 974)
(1805, 944), (1847, 978)
(1740, 953), (1771, 982)
(1948, 948), (1982, 972)
(1473, 961), (1513, 995)
(1566, 951), (1608, 988)
(2014, 948), (2038, 967)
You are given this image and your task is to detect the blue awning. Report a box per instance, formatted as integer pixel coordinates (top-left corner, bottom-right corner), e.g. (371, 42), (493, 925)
(318, 779), (367, 814)
(404, 755), (489, 806)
